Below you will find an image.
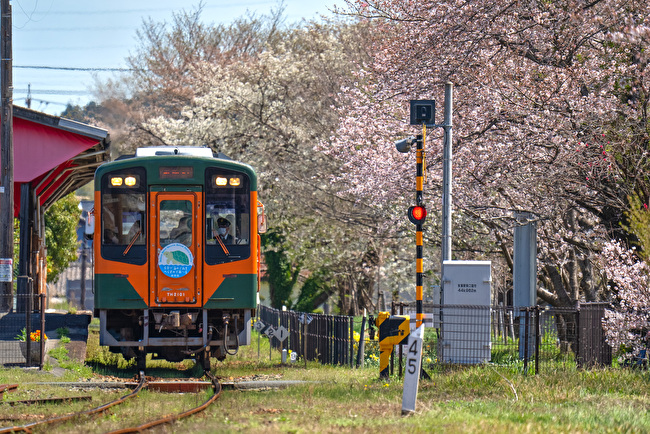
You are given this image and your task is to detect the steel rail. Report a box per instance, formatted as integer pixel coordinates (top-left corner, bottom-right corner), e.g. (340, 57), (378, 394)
(0, 385), (18, 398)
(0, 395), (92, 406)
(107, 370), (222, 434)
(0, 371), (147, 434)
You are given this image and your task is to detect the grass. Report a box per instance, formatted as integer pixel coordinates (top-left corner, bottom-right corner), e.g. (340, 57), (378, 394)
(1, 330), (649, 432)
(48, 299), (77, 314)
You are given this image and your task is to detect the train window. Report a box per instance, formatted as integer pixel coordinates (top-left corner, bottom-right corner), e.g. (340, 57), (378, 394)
(159, 200), (193, 247)
(205, 168), (251, 264)
(101, 168), (147, 265)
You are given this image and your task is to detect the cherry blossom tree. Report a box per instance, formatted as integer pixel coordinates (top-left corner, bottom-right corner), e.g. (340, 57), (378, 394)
(598, 190), (650, 356)
(87, 4), (290, 157)
(128, 12), (411, 314)
(327, 0), (650, 308)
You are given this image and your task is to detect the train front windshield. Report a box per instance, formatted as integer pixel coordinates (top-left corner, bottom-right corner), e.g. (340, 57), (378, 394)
(99, 165), (251, 266)
(100, 168), (147, 265)
(204, 167), (251, 264)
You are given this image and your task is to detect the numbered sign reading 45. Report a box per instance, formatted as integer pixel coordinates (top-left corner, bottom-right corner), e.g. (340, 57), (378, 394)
(402, 325), (424, 415)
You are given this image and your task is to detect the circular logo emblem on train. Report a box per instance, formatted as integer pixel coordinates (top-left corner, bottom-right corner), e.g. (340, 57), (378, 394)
(158, 243), (194, 278)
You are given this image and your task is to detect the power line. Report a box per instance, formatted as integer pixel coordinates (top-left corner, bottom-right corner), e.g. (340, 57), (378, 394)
(14, 65), (135, 72)
(15, 96), (68, 107)
(16, 45), (131, 52)
(15, 2), (275, 17)
(14, 89), (89, 96)
(18, 26), (135, 32)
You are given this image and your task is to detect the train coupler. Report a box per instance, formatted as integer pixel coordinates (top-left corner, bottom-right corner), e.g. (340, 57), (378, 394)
(152, 311), (199, 331)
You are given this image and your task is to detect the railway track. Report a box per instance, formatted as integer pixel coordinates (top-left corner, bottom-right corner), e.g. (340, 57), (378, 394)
(0, 369), (222, 433)
(108, 370), (222, 434)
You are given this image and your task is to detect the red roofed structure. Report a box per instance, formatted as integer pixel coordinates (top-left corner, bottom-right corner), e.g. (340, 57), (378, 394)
(1, 105), (110, 306)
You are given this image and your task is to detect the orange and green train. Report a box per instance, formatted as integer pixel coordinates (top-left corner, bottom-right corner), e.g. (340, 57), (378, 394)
(93, 146), (266, 369)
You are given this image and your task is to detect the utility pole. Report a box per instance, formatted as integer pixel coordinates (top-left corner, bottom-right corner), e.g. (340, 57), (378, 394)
(440, 82), (453, 267)
(0, 0), (13, 312)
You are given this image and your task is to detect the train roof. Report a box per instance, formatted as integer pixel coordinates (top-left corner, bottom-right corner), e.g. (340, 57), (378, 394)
(95, 146), (258, 190)
(135, 146), (214, 158)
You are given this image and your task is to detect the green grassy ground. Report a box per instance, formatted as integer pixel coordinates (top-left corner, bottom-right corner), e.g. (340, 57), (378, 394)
(0, 330), (648, 433)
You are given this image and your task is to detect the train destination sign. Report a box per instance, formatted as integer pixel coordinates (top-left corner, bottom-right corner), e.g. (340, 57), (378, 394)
(159, 166), (194, 179)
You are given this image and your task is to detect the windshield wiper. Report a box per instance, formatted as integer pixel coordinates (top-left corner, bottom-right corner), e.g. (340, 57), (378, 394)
(123, 230), (141, 256)
(215, 236), (230, 256)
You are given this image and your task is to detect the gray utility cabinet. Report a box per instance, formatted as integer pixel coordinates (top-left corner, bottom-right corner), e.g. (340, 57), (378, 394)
(440, 260), (491, 364)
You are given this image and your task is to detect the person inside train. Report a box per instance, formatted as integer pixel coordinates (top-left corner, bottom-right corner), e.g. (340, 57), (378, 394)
(214, 217), (235, 244)
(102, 210), (120, 244)
(104, 227), (120, 244)
(170, 216), (192, 246)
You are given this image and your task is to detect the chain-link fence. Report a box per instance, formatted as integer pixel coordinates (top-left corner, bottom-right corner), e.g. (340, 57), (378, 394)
(259, 305), (355, 366)
(0, 294), (47, 367)
(258, 302), (613, 375)
(0, 299), (613, 373)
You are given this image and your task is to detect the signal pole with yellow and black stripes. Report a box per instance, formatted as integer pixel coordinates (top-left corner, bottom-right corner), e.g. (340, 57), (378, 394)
(413, 130), (425, 328)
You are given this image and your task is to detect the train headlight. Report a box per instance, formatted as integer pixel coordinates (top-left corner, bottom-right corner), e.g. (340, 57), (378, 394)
(110, 175), (138, 187)
(214, 176), (241, 187)
(124, 176), (137, 186)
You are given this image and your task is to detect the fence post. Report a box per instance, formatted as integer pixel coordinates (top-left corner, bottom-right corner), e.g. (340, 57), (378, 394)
(257, 307), (261, 360)
(26, 291), (33, 366)
(333, 315), (337, 365)
(506, 308), (519, 343)
(500, 303), (507, 344)
(356, 310), (367, 368)
(303, 320), (307, 368)
(523, 308), (530, 375)
(40, 293), (45, 369)
(390, 303), (395, 376)
(331, 316), (336, 365)
(349, 316), (354, 368)
(575, 304), (581, 368)
(398, 302), (404, 378)
(534, 306), (540, 375)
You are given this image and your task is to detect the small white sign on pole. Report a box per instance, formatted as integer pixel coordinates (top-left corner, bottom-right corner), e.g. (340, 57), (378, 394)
(0, 258), (12, 283)
(401, 325), (424, 415)
(254, 320), (266, 332)
(264, 326), (276, 338)
(274, 325), (288, 342)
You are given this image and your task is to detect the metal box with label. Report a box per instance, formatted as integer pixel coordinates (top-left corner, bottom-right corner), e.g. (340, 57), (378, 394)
(441, 260), (491, 364)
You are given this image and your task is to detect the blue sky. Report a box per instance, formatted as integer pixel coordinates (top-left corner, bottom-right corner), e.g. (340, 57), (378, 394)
(10, 0), (344, 115)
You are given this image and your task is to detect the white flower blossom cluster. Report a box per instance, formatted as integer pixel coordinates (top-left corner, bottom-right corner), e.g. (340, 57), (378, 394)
(599, 241), (650, 357)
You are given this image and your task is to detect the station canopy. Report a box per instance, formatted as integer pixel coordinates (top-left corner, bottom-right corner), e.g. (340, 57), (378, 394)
(4, 105), (110, 216)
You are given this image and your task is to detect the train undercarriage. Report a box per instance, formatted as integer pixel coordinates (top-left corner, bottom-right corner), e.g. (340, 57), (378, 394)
(98, 308), (252, 369)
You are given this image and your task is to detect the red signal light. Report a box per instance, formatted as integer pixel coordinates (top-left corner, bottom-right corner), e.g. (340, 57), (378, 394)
(408, 205), (427, 224)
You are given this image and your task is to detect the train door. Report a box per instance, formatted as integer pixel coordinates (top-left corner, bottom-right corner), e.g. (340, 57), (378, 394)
(149, 190), (202, 305)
